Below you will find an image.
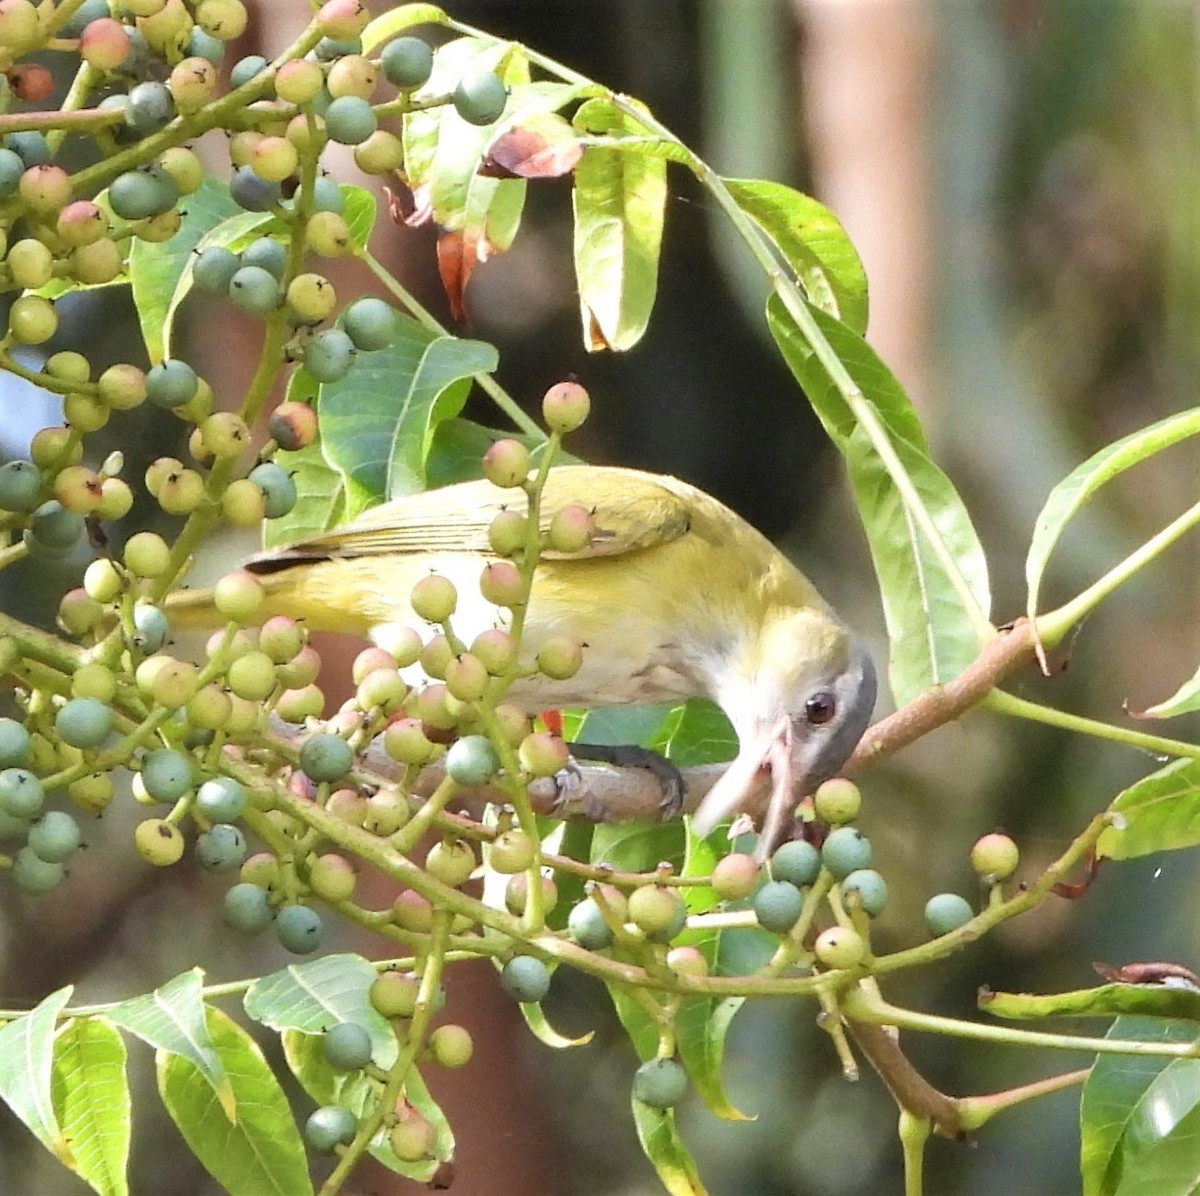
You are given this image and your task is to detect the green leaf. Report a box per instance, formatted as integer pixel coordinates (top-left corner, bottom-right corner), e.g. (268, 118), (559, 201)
(283, 1029), (453, 1181)
(572, 98), (667, 351)
(767, 296), (990, 705)
(982, 984), (1200, 1021)
(107, 969), (234, 1120)
(341, 184), (377, 250)
(361, 2), (448, 52)
(158, 1006), (313, 1196)
(244, 953), (396, 1068)
(516, 993), (593, 1049)
(0, 986), (74, 1165)
(1081, 1017), (1200, 1196)
(1139, 661), (1200, 719)
(632, 1104), (708, 1196)
(725, 178), (868, 334)
(424, 417), (553, 488)
(261, 439), (350, 549)
(649, 700), (738, 767)
(51, 1018), (130, 1196)
(1027, 408), (1200, 624)
(402, 38), (529, 239)
(1097, 758), (1200, 860)
(125, 177), (242, 364)
(315, 316), (498, 507)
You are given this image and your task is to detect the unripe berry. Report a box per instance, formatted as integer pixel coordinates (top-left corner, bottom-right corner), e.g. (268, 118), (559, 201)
(444, 653), (488, 702)
(355, 667), (407, 713)
(382, 717), (434, 765)
(57, 588), (103, 635)
(275, 59), (323, 104)
(124, 531), (171, 578)
(353, 129), (404, 174)
(488, 829), (535, 874)
(200, 412), (250, 460)
(753, 879), (804, 933)
(500, 955), (551, 1003)
(389, 1110), (436, 1162)
(628, 883), (686, 939)
(309, 852), (357, 901)
(72, 662), (117, 702)
(156, 467), (205, 516)
(479, 560), (524, 607)
(970, 832), (1020, 881)
(392, 888), (433, 932)
(285, 273), (336, 323)
(213, 570), (265, 622)
(57, 200), (108, 248)
(70, 238), (123, 285)
(518, 731), (568, 777)
(536, 635), (583, 681)
(64, 393), (110, 434)
(633, 1058), (688, 1110)
(195, 0), (246, 40)
(470, 628), (518, 676)
(247, 462), (296, 518)
(542, 381), (590, 433)
(168, 56), (217, 111)
(482, 439), (530, 488)
(410, 574), (457, 623)
(98, 363), (147, 410)
(226, 650), (277, 701)
(711, 852), (759, 900)
(146, 359), (198, 410)
(814, 778), (862, 825)
(305, 210), (352, 257)
(19, 164), (72, 216)
(370, 969), (419, 1017)
(841, 868), (889, 917)
(820, 826), (872, 880)
(150, 658), (198, 708)
(84, 558), (123, 603)
(31, 427), (79, 471)
(9, 295), (57, 345)
(924, 892), (974, 937)
(327, 54), (377, 100)
(249, 135), (299, 183)
(275, 644), (320, 688)
(315, 0), (368, 41)
(666, 946), (708, 977)
(424, 834), (475, 892)
(187, 684), (232, 730)
(547, 504), (595, 553)
(381, 36), (433, 90)
(275, 684), (324, 723)
(97, 477), (133, 521)
(53, 465), (104, 514)
(134, 817), (185, 866)
(453, 69), (508, 126)
(814, 925), (866, 969)
(8, 238), (53, 288)
(221, 477), (266, 526)
(80, 15), (130, 67)
(364, 787), (410, 836)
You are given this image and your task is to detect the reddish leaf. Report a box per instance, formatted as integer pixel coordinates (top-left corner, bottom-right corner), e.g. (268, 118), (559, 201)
(437, 229), (494, 323)
(483, 125), (583, 180)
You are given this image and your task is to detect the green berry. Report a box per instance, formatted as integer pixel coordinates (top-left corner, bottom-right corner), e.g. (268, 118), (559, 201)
(305, 1105), (356, 1153)
(146, 359), (198, 409)
(452, 70), (507, 126)
(0, 460), (40, 512)
(381, 36), (433, 89)
(771, 839), (821, 887)
(27, 810), (82, 863)
(192, 245), (240, 293)
(55, 697), (113, 749)
(841, 868), (888, 917)
(196, 776), (247, 823)
(340, 296), (397, 351)
(628, 884), (686, 941)
(370, 970), (419, 1018)
(228, 52), (266, 87)
(567, 897), (613, 949)
(323, 95), (376, 145)
(753, 879), (804, 934)
(633, 1058), (688, 1110)
(924, 892), (974, 937)
(309, 852), (357, 901)
(410, 574), (457, 622)
(223, 882), (271, 932)
(299, 732), (353, 782)
(0, 718), (31, 768)
(302, 328), (355, 382)
(0, 768), (43, 818)
(820, 826), (872, 880)
(425, 838), (476, 887)
(500, 955), (550, 1003)
(140, 748), (193, 802)
(517, 731), (569, 777)
(27, 501), (83, 554)
(12, 845), (65, 894)
(443, 735), (499, 786)
(322, 1021), (372, 1070)
(247, 462), (297, 518)
(229, 264), (281, 315)
(230, 165), (281, 212)
(286, 273), (337, 324)
(488, 829), (534, 874)
(275, 903), (324, 953)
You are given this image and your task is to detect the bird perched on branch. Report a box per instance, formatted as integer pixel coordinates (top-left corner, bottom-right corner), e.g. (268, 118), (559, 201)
(169, 465), (876, 852)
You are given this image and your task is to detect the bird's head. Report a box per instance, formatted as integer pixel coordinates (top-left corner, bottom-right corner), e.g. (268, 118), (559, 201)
(691, 608), (877, 857)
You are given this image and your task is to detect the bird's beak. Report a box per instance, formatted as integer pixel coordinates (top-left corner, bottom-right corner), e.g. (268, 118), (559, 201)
(689, 717), (792, 849)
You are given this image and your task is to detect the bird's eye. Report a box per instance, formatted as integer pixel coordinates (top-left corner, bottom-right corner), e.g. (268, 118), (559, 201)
(805, 691), (837, 725)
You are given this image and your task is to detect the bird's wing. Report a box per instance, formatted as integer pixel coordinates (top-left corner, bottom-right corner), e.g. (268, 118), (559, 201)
(247, 466), (693, 568)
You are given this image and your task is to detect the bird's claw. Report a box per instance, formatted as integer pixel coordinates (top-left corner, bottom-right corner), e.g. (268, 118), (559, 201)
(569, 741), (686, 821)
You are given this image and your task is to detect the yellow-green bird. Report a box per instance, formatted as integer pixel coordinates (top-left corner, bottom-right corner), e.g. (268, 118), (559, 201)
(169, 465), (876, 848)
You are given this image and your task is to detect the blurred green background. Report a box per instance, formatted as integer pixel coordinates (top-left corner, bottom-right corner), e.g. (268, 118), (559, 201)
(5, 1), (1200, 1193)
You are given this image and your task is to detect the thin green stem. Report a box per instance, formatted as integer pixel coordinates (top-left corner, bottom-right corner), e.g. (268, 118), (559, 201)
(956, 1069), (1089, 1131)
(845, 988), (1200, 1060)
(898, 1110), (930, 1196)
(359, 248), (543, 438)
(986, 689), (1200, 760)
(1039, 496), (1200, 648)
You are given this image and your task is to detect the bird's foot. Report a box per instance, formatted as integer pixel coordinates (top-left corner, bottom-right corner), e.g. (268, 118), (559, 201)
(569, 741), (686, 820)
